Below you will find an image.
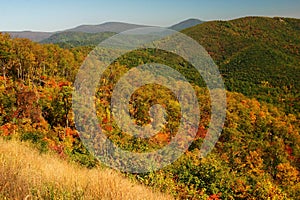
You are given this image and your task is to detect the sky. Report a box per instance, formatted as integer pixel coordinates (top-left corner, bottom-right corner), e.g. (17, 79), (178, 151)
(1, 0), (300, 32)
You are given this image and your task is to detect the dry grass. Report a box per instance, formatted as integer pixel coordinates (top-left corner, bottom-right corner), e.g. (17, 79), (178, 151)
(0, 139), (173, 200)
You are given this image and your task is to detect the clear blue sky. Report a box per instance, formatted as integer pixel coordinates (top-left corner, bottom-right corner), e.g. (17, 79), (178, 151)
(1, 0), (300, 32)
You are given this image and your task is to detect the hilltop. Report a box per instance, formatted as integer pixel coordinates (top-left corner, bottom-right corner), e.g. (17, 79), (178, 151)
(169, 18), (204, 31)
(109, 16), (300, 114)
(182, 16), (300, 114)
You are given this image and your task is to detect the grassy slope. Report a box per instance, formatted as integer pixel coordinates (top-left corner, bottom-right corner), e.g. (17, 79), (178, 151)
(0, 139), (173, 200)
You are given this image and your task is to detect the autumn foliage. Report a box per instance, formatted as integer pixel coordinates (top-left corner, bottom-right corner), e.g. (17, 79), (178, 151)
(0, 22), (300, 200)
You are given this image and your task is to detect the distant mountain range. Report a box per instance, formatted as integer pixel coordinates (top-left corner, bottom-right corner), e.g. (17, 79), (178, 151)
(3, 19), (204, 43)
(64, 22), (148, 33)
(6, 31), (53, 42)
(40, 31), (116, 48)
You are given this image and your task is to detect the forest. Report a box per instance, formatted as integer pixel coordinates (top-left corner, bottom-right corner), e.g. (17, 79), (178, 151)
(0, 16), (299, 199)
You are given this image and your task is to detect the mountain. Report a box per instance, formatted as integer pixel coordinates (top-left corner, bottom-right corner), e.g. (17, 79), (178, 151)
(63, 22), (149, 33)
(169, 18), (204, 31)
(39, 22), (148, 47)
(5, 31), (53, 42)
(4, 22), (149, 43)
(113, 16), (299, 114)
(4, 17), (300, 114)
(40, 19), (204, 47)
(41, 31), (116, 47)
(4, 19), (203, 43)
(181, 16), (300, 113)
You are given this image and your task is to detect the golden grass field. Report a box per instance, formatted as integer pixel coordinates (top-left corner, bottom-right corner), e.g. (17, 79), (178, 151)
(0, 139), (173, 200)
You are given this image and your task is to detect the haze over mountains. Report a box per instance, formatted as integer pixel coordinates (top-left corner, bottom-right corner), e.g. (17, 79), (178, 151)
(5, 31), (53, 42)
(64, 22), (148, 33)
(5, 19), (203, 42)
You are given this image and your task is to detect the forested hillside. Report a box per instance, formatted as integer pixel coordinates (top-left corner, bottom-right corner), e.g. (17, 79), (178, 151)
(36, 16), (300, 114)
(0, 16), (300, 199)
(41, 31), (115, 48)
(183, 17), (300, 114)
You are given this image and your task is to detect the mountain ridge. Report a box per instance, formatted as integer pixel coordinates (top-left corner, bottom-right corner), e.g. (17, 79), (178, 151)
(168, 18), (204, 30)
(182, 16), (300, 113)
(64, 22), (149, 33)
(4, 31), (53, 42)
(3, 18), (203, 42)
